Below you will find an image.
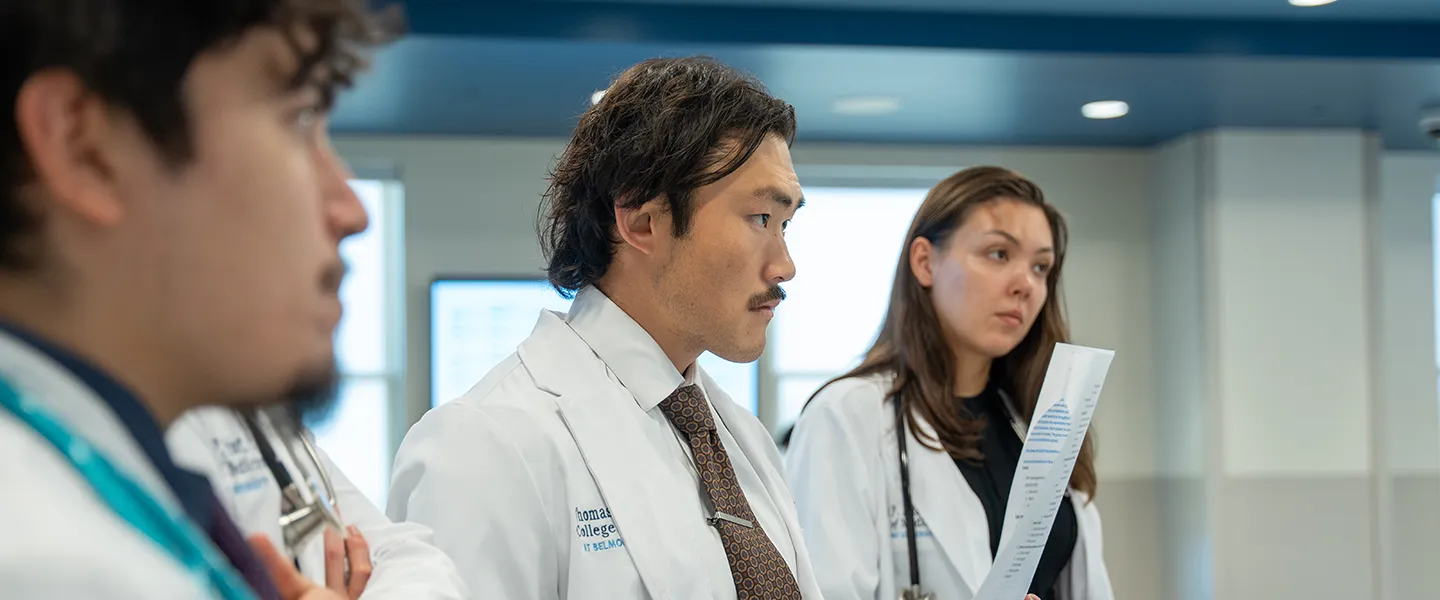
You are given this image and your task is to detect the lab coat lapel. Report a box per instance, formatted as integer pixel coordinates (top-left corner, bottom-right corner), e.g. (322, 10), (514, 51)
(904, 412), (992, 595)
(704, 371), (824, 599)
(518, 312), (708, 599)
(1067, 490), (1114, 599)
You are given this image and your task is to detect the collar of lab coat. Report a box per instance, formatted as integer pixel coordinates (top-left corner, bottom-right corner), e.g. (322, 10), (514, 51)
(0, 328), (187, 516)
(565, 285), (692, 412)
(0, 321), (220, 529)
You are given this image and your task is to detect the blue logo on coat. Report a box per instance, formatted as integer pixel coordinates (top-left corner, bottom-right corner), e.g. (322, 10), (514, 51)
(211, 437), (268, 495)
(575, 506), (625, 552)
(889, 504), (934, 538)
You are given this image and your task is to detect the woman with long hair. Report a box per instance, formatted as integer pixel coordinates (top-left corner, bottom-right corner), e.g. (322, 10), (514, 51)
(785, 166), (1113, 600)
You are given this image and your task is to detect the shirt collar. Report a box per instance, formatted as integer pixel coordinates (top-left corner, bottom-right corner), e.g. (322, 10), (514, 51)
(0, 320), (215, 530)
(565, 286), (703, 411)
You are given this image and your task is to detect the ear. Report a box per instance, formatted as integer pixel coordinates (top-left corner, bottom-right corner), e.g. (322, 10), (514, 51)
(14, 70), (129, 227)
(613, 195), (667, 256)
(909, 236), (936, 288)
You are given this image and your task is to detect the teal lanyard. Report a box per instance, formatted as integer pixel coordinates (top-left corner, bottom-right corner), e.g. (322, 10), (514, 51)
(0, 377), (259, 600)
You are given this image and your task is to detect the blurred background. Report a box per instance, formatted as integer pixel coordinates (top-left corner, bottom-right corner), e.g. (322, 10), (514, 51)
(314, 1), (1440, 598)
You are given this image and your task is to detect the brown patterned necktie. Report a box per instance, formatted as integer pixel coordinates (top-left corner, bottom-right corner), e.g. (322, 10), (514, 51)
(658, 384), (803, 599)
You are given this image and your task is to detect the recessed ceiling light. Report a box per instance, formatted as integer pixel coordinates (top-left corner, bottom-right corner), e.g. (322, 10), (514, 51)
(833, 96), (901, 116)
(1289, 0), (1336, 6)
(590, 90), (606, 105)
(1081, 100), (1129, 120)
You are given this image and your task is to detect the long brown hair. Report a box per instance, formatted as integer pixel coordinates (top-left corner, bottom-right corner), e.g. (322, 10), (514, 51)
(810, 165), (1096, 498)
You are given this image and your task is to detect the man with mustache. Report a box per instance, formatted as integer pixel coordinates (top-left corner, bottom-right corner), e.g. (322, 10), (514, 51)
(388, 56), (824, 599)
(0, 0), (394, 598)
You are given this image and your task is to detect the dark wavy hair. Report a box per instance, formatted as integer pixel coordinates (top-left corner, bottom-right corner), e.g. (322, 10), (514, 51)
(809, 166), (1096, 499)
(0, 0), (401, 271)
(539, 56), (797, 298)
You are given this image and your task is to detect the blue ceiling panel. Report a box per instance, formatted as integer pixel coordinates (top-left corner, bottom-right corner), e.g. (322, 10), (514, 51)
(398, 1), (1440, 59)
(335, 38), (772, 136)
(549, 0), (1440, 21)
(330, 36), (1440, 149)
(326, 2), (1440, 149)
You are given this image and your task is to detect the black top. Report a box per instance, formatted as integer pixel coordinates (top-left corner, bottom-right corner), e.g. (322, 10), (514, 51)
(0, 320), (281, 600)
(953, 384), (1078, 600)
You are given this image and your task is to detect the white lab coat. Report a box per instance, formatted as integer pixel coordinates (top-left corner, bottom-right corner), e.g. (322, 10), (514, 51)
(166, 406), (469, 600)
(0, 330), (214, 598)
(785, 373), (1114, 600)
(387, 306), (825, 600)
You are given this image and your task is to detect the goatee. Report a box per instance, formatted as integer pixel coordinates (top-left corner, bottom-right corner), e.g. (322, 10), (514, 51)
(284, 362), (342, 430)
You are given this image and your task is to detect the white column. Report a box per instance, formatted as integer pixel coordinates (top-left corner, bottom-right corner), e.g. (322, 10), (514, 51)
(1375, 152), (1440, 598)
(1153, 129), (1387, 600)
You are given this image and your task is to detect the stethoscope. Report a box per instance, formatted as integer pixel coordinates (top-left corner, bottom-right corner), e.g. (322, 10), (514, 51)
(238, 405), (344, 559)
(893, 388), (1029, 600)
(0, 376), (259, 600)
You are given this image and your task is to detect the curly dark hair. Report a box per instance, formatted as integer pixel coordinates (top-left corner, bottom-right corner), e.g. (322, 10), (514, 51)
(539, 56), (797, 298)
(0, 0), (401, 271)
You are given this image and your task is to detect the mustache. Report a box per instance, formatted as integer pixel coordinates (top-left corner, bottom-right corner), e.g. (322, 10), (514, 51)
(748, 285), (786, 310)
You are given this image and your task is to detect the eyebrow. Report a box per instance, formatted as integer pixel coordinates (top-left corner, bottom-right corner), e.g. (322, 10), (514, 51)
(753, 186), (805, 210)
(985, 229), (1053, 253)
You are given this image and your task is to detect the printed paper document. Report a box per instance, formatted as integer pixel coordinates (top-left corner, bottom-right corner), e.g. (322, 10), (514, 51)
(973, 342), (1115, 600)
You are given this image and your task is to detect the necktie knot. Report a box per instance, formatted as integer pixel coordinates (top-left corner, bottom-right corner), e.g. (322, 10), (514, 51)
(658, 384), (715, 435)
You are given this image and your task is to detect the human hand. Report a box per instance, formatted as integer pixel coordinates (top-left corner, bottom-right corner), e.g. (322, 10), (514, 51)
(325, 525), (373, 599)
(249, 534), (347, 600)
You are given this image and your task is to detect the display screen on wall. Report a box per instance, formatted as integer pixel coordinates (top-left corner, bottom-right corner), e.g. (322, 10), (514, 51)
(429, 277), (760, 414)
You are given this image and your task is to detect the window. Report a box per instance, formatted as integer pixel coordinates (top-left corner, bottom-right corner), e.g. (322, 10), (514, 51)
(429, 278), (760, 414)
(309, 179), (404, 509)
(768, 187), (927, 431)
